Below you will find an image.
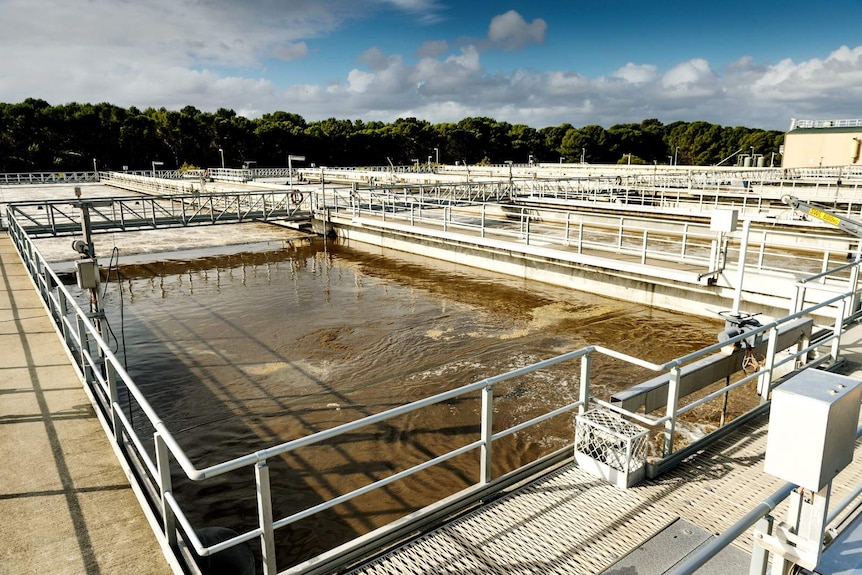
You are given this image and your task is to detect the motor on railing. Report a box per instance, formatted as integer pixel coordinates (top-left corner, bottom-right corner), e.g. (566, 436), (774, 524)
(716, 310), (762, 349)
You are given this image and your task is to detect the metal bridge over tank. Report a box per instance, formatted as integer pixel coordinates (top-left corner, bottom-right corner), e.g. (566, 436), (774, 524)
(6, 190), (307, 237)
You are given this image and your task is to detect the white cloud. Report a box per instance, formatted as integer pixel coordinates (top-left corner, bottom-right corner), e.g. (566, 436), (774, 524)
(662, 59), (715, 89)
(2, 0), (862, 131)
(487, 10), (547, 50)
(613, 63), (658, 84)
(415, 40), (449, 59)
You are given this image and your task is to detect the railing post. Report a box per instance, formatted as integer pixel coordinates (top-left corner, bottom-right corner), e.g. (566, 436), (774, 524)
(155, 432), (177, 547)
(76, 316), (92, 384)
(525, 216), (531, 246)
(579, 353), (591, 416)
(617, 218), (624, 250)
(663, 366), (682, 457)
(680, 223), (688, 259)
(577, 222), (584, 254)
(256, 460), (277, 575)
(641, 229), (648, 264)
(850, 259), (861, 315)
(831, 297), (849, 365)
(481, 203), (486, 238)
(480, 385), (493, 484)
(107, 361), (121, 439)
(564, 212), (570, 246)
(757, 326), (779, 404)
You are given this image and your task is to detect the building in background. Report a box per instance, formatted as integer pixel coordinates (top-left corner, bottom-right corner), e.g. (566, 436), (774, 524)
(782, 118), (862, 168)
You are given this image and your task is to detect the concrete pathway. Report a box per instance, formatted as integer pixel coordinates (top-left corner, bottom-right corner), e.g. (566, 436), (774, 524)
(0, 235), (172, 575)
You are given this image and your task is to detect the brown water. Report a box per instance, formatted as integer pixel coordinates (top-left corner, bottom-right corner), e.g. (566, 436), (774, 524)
(91, 237), (723, 570)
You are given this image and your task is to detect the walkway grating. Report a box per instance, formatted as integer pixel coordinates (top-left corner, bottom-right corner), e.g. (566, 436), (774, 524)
(350, 410), (862, 574)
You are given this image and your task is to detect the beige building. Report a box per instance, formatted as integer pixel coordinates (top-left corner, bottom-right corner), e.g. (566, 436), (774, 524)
(782, 118), (862, 168)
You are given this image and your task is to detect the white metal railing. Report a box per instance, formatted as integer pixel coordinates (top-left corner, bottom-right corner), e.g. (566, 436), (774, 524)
(7, 202), (862, 575)
(0, 171), (99, 185)
(668, 423), (862, 575)
(791, 118), (862, 130)
(321, 188), (860, 279)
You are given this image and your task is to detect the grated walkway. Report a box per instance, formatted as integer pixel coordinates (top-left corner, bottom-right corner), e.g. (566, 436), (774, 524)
(350, 404), (862, 574)
(0, 236), (172, 575)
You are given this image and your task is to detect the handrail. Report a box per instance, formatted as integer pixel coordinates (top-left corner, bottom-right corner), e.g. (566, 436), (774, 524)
(667, 425), (862, 575)
(7, 198), (862, 575)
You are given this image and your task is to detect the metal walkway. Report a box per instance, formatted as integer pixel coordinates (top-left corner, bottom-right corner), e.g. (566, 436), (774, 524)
(348, 404), (862, 575)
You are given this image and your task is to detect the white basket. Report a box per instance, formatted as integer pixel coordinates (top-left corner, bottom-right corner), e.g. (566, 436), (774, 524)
(575, 409), (649, 488)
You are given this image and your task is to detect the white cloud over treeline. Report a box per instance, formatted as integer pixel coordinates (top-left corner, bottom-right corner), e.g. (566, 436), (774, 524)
(0, 0), (859, 130)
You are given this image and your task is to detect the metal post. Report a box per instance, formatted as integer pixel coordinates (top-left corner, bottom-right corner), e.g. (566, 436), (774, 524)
(749, 516), (774, 575)
(757, 326), (779, 403)
(663, 366), (682, 456)
(256, 461), (277, 574)
(641, 229), (648, 264)
(155, 432), (177, 546)
(732, 219), (752, 315)
(107, 362), (121, 438)
(480, 386), (494, 484)
(831, 297), (849, 364)
(579, 354), (591, 416)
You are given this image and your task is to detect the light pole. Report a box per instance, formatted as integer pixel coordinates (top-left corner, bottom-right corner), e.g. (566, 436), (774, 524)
(434, 147), (439, 165)
(287, 154), (305, 186)
(674, 146), (679, 166)
(427, 155), (432, 167)
(528, 154), (533, 166)
(218, 148), (225, 169)
(581, 148), (585, 164)
(93, 158), (98, 181)
(151, 160), (163, 177)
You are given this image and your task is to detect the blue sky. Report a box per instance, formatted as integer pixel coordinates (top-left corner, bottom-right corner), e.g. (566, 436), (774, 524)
(1, 0), (861, 130)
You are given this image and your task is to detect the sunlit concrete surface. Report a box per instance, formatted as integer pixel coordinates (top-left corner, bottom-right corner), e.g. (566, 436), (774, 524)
(0, 235), (174, 575)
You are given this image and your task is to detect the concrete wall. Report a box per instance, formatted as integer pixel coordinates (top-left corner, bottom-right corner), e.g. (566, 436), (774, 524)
(329, 215), (841, 324)
(783, 130), (862, 169)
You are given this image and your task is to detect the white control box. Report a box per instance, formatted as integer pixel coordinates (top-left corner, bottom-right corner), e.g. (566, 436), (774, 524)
(710, 209), (738, 233)
(75, 258), (99, 289)
(765, 370), (862, 491)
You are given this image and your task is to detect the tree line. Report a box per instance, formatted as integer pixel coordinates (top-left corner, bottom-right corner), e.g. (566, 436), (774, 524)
(0, 99), (785, 172)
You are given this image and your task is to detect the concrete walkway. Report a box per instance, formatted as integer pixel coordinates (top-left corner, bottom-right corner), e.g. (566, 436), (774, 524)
(0, 235), (172, 575)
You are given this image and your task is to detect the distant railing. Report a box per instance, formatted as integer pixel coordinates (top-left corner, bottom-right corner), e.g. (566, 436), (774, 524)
(320, 188), (861, 281)
(8, 196), (862, 575)
(0, 171), (99, 185)
(791, 118), (862, 130)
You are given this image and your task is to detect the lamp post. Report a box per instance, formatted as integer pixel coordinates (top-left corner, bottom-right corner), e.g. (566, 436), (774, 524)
(581, 148), (585, 164)
(218, 148), (225, 169)
(674, 146), (679, 166)
(427, 155), (432, 167)
(151, 160), (163, 177)
(434, 147), (439, 165)
(93, 158), (98, 181)
(287, 154), (305, 186)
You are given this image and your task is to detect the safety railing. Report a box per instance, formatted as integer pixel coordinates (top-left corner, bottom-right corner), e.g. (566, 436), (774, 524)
(7, 202), (862, 575)
(6, 191), (307, 237)
(0, 171), (99, 185)
(668, 423), (862, 575)
(321, 188), (861, 280)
